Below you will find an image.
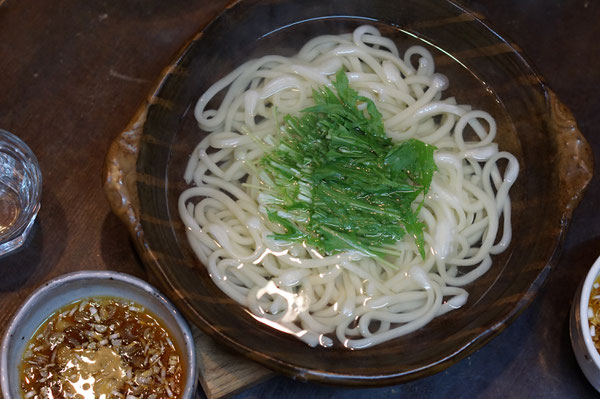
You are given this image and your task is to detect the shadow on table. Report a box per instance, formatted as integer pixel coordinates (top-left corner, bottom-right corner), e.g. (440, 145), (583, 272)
(0, 189), (67, 292)
(99, 211), (147, 278)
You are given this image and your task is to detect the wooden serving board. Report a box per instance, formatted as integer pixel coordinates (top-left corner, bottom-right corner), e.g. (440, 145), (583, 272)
(192, 324), (273, 398)
(104, 94), (274, 398)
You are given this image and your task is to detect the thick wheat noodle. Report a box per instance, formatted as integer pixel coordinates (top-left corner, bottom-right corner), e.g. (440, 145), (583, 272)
(179, 26), (519, 349)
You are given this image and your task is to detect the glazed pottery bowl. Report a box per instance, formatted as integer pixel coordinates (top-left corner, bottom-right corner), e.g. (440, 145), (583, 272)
(104, 0), (593, 386)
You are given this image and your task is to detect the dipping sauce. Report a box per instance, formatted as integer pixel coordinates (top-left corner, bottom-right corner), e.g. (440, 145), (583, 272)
(19, 297), (184, 399)
(589, 278), (600, 352)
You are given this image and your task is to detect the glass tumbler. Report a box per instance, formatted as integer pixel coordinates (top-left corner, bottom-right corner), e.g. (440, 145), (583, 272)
(0, 129), (42, 256)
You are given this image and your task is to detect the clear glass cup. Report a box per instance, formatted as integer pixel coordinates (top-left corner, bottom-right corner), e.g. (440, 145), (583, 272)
(0, 129), (42, 256)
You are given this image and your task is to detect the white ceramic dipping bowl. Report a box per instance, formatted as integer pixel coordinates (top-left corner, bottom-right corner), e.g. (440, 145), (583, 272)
(0, 270), (197, 399)
(571, 256), (600, 391)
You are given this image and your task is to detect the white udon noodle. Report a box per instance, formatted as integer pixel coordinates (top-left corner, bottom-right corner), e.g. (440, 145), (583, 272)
(178, 25), (519, 349)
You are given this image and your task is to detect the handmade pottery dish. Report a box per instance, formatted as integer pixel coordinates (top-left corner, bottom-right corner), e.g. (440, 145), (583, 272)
(104, 0), (593, 386)
(0, 271), (197, 399)
(571, 256), (600, 391)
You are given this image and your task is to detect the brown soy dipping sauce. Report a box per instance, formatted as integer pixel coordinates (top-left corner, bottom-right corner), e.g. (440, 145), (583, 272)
(590, 277), (600, 352)
(19, 297), (184, 399)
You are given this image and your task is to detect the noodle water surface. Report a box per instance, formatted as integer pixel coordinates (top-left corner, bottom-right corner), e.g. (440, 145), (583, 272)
(179, 25), (519, 349)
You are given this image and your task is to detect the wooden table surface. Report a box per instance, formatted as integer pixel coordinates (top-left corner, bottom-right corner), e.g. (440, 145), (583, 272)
(1, 0), (599, 398)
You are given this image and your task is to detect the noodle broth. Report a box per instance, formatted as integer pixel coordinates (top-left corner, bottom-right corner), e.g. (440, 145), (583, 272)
(130, 0), (575, 381)
(165, 20), (524, 351)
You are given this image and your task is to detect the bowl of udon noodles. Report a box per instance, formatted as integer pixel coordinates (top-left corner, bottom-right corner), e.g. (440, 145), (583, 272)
(104, 0), (593, 385)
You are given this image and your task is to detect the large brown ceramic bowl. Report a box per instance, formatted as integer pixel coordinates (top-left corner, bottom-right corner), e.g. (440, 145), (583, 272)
(104, 0), (593, 386)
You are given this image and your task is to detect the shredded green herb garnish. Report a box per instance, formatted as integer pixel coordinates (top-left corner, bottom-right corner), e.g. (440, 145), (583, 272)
(258, 69), (436, 259)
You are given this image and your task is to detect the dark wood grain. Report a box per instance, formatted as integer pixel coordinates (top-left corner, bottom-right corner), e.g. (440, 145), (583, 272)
(0, 0), (229, 322)
(1, 0), (600, 397)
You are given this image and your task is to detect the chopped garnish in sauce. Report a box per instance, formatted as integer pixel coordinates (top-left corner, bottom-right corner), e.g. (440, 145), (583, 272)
(20, 297), (184, 399)
(590, 278), (600, 351)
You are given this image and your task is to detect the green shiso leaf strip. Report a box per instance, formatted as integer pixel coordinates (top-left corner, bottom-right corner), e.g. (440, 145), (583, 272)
(259, 69), (436, 259)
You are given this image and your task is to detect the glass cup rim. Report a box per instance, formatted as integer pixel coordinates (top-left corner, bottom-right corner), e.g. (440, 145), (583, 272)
(0, 129), (42, 246)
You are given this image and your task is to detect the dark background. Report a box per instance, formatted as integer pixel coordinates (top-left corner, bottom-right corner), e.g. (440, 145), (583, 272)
(1, 0), (599, 398)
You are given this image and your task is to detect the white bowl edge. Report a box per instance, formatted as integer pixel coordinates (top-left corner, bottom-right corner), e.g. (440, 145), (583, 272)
(579, 256), (600, 370)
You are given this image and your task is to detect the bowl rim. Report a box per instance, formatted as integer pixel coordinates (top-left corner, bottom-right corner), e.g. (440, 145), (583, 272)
(580, 257), (600, 369)
(105, 0), (593, 385)
(0, 270), (197, 399)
